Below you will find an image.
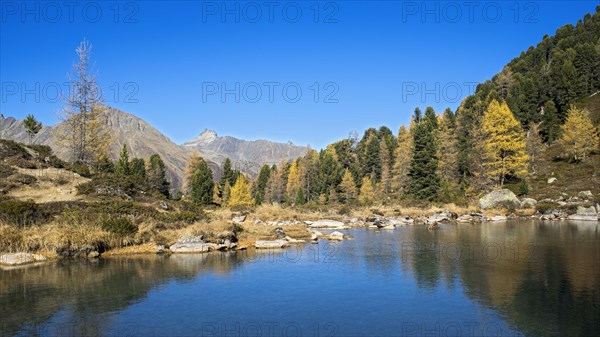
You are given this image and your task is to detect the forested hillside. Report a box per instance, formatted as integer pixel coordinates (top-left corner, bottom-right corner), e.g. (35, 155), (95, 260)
(233, 6), (600, 207)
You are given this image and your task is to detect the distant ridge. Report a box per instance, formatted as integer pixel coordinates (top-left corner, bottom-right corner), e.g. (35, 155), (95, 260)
(0, 108), (309, 190)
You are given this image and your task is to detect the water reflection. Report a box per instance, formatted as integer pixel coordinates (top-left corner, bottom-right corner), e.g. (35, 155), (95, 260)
(400, 220), (600, 336)
(1, 220), (598, 337)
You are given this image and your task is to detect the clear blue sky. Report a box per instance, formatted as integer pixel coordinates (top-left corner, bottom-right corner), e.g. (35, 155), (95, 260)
(1, 1), (597, 149)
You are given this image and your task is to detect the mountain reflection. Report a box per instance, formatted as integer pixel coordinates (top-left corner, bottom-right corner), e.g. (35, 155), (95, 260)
(0, 252), (249, 336)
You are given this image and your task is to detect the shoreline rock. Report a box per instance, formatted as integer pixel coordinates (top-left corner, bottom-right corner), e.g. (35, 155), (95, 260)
(0, 253), (47, 266)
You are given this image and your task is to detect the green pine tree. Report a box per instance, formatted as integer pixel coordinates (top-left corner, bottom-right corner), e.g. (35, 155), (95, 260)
(407, 107), (440, 201)
(116, 144), (130, 175)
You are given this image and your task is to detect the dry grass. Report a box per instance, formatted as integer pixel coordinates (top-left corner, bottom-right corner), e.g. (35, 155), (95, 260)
(6, 167), (90, 203)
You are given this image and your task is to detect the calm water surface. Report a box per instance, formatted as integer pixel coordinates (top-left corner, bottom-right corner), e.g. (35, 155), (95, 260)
(1, 220), (599, 337)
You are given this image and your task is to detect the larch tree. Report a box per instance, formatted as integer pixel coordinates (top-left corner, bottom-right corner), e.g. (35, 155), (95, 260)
(525, 123), (545, 174)
(392, 126), (413, 196)
(212, 184), (222, 205)
(339, 168), (357, 204)
(229, 175), (254, 207)
(481, 100), (528, 186)
(379, 139), (392, 195)
(358, 176), (376, 206)
(558, 105), (599, 162)
(286, 159), (301, 203)
(437, 108), (459, 185)
(23, 114), (42, 144)
(57, 39), (112, 167)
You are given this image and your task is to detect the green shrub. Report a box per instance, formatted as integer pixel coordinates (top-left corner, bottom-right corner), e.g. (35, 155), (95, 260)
(0, 164), (15, 179)
(27, 144), (53, 158)
(70, 163), (91, 177)
(338, 205), (351, 216)
(12, 173), (37, 185)
(0, 200), (49, 227)
(47, 155), (67, 169)
(100, 217), (137, 235)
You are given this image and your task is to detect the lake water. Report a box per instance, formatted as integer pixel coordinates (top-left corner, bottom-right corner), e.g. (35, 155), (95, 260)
(1, 220), (599, 337)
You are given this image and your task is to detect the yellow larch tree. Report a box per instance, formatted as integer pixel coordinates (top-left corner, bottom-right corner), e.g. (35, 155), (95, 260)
(392, 126), (413, 194)
(482, 100), (528, 186)
(229, 175), (254, 207)
(339, 169), (357, 204)
(558, 105), (599, 162)
(286, 159), (301, 202)
(359, 176), (376, 206)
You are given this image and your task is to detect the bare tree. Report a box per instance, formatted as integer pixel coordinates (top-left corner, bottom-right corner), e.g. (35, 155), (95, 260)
(56, 39), (112, 167)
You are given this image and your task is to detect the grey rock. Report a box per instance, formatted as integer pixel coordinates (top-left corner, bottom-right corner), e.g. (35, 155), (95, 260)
(232, 215), (246, 223)
(577, 206), (597, 215)
(520, 198), (537, 208)
(310, 219), (348, 229)
(285, 236), (305, 243)
(159, 201), (169, 210)
(488, 215), (508, 222)
(255, 240), (289, 249)
(274, 227), (286, 240)
(328, 231), (345, 241)
(479, 189), (520, 209)
(578, 191), (593, 199)
(457, 215), (473, 223)
(0, 253), (47, 266)
(548, 177), (557, 184)
(170, 234), (209, 253)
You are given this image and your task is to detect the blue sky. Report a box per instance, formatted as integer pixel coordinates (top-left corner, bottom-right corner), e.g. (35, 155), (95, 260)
(0, 1), (597, 149)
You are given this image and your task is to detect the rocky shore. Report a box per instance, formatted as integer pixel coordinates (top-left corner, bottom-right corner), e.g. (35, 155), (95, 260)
(1, 189), (598, 268)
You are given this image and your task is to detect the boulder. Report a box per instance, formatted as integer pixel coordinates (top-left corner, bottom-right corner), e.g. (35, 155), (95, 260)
(578, 191), (593, 199)
(520, 198), (537, 208)
(479, 189), (520, 209)
(310, 233), (319, 242)
(576, 206), (597, 215)
(169, 234), (210, 253)
(274, 227), (286, 240)
(310, 219), (348, 229)
(255, 240), (289, 249)
(0, 253), (47, 266)
(285, 236), (305, 243)
(427, 213), (451, 224)
(488, 215), (508, 222)
(328, 231), (345, 241)
(217, 231), (238, 243)
(456, 215), (473, 223)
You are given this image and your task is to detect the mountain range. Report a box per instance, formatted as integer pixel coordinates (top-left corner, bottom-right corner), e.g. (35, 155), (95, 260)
(0, 109), (309, 190)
